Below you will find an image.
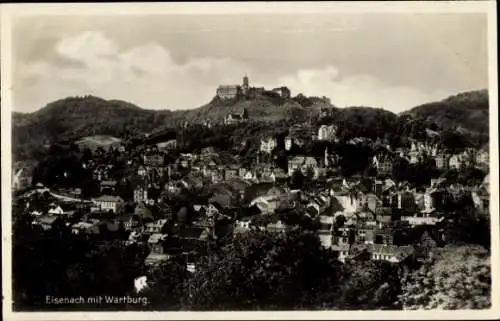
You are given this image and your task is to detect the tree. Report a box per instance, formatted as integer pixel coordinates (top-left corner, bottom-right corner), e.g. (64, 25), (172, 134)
(398, 245), (491, 310)
(392, 157), (410, 183)
(336, 259), (402, 309)
(179, 230), (342, 310)
(290, 169), (305, 190)
(142, 258), (191, 310)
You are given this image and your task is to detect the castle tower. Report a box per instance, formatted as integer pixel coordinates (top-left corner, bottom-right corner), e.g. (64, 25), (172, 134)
(242, 74), (249, 95)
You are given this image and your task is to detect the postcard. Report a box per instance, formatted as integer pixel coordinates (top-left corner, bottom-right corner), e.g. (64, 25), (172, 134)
(1, 1), (498, 320)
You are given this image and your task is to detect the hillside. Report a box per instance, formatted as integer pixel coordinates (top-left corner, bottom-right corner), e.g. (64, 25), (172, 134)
(11, 89), (489, 161)
(12, 96), (179, 160)
(402, 90), (489, 137)
(185, 94), (311, 123)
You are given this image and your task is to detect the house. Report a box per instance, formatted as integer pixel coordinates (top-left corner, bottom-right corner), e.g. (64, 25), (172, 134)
(91, 195), (124, 213)
(372, 154), (393, 176)
(357, 193), (381, 213)
(171, 226), (210, 251)
(448, 154), (461, 169)
(284, 135), (293, 151)
(288, 156), (319, 178)
(393, 191), (417, 213)
(71, 221), (99, 235)
(34, 215), (60, 231)
(205, 202), (224, 218)
(475, 148), (489, 167)
(157, 139), (178, 152)
(270, 168), (288, 182)
(434, 153), (450, 170)
(234, 216), (253, 234)
(118, 213), (142, 232)
(331, 244), (351, 263)
(134, 186), (148, 204)
(135, 202), (154, 220)
(100, 180), (117, 193)
(242, 169), (258, 181)
(330, 192), (359, 215)
(148, 233), (168, 254)
(144, 219), (168, 234)
(317, 125), (338, 141)
(260, 136), (278, 154)
(223, 166), (240, 181)
(144, 253), (171, 267)
(137, 166), (147, 177)
(224, 108), (249, 125)
(318, 229), (334, 249)
(48, 204), (64, 215)
(210, 169), (224, 184)
(401, 216), (441, 226)
(12, 168), (32, 191)
(144, 154), (164, 167)
(266, 218), (288, 233)
(306, 193), (331, 216)
(250, 195), (284, 215)
(370, 244), (414, 263)
(334, 224), (356, 246)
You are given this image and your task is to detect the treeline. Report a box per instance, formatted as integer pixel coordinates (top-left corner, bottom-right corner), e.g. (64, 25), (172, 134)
(12, 90), (489, 162)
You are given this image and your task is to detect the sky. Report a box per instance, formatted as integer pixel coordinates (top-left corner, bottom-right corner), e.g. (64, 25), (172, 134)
(11, 13), (488, 113)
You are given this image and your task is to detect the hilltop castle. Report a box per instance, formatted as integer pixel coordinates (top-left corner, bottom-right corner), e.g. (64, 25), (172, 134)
(216, 75), (291, 100)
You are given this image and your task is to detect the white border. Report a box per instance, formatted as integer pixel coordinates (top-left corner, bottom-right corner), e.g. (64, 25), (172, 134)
(1, 1), (499, 320)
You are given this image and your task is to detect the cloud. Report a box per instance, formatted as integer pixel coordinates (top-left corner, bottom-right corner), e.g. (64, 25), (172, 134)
(16, 30), (457, 114)
(16, 31), (253, 112)
(277, 66), (453, 113)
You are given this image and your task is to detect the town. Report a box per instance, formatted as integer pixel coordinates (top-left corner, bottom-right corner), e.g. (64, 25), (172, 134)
(11, 78), (491, 311)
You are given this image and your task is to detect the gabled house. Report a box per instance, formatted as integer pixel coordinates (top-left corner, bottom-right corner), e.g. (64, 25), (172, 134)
(260, 137), (278, 154)
(448, 154), (462, 169)
(91, 195), (124, 213)
(288, 156), (319, 179)
(331, 244), (351, 263)
(223, 165), (240, 181)
(372, 154), (393, 176)
(370, 244), (414, 263)
(118, 213), (142, 232)
(148, 233), (168, 254)
(144, 154), (165, 167)
(48, 204), (64, 215)
(134, 185), (148, 204)
(137, 166), (147, 177)
(434, 153), (450, 170)
(475, 148), (489, 167)
(144, 219), (168, 234)
(317, 124), (338, 141)
(306, 192), (331, 216)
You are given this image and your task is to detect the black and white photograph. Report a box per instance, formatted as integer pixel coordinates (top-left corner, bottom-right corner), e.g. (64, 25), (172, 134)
(1, 1), (499, 320)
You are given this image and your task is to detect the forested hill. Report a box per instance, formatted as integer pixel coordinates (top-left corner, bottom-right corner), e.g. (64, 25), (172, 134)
(12, 96), (179, 161)
(402, 90), (489, 137)
(11, 93), (329, 160)
(12, 90), (489, 161)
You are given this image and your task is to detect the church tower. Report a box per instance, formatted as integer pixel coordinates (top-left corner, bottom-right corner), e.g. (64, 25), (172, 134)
(242, 74), (249, 95)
